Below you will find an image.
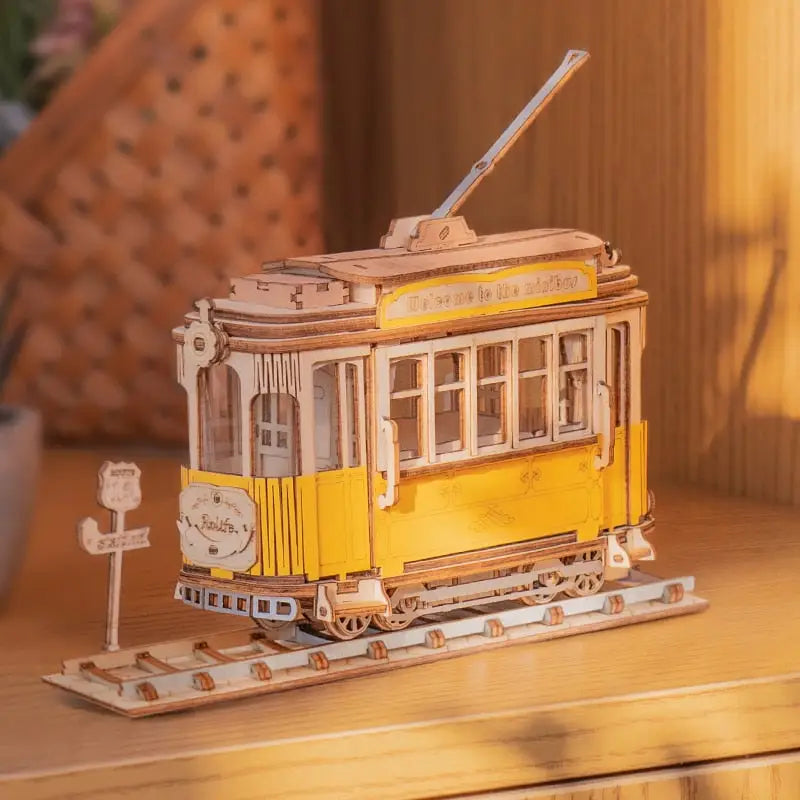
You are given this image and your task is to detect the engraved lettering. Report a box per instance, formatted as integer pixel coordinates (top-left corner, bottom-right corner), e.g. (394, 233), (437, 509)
(383, 264), (593, 326)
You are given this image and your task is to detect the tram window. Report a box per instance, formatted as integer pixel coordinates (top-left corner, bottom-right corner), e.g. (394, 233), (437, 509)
(559, 332), (590, 434)
(609, 325), (627, 429)
(390, 357), (424, 461)
(434, 351), (466, 455)
(313, 364), (342, 471)
(519, 337), (548, 371)
(199, 364), (242, 474)
(477, 344), (509, 447)
(518, 337), (549, 440)
(314, 362), (362, 471)
(254, 392), (298, 477)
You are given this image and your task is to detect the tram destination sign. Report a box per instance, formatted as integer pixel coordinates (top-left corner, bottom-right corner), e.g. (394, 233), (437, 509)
(378, 260), (597, 329)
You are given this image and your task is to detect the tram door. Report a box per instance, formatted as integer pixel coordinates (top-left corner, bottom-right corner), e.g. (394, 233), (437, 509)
(311, 360), (371, 576)
(602, 323), (629, 528)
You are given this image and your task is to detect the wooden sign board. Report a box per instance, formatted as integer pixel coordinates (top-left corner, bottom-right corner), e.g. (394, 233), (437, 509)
(377, 261), (597, 329)
(97, 461), (142, 513)
(78, 519), (150, 555)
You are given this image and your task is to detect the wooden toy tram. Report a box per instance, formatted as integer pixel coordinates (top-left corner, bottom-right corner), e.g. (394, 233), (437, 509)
(173, 50), (656, 641)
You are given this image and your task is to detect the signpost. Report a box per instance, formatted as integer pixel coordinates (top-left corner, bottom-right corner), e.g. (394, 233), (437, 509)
(77, 462), (150, 652)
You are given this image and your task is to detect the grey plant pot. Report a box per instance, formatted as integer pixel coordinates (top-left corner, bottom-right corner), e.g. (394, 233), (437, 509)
(0, 406), (41, 607)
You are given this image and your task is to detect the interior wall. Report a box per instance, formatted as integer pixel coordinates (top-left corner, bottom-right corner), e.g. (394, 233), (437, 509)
(322, 0), (800, 504)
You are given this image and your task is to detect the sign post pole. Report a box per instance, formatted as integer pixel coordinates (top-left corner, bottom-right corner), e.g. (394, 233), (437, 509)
(77, 461), (151, 652)
(105, 510), (125, 652)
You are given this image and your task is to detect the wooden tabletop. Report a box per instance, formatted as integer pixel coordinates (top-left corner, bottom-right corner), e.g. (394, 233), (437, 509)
(1, 449), (799, 799)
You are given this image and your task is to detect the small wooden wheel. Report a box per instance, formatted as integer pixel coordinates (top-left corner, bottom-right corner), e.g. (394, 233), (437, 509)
(323, 614), (372, 640)
(521, 570), (561, 605)
(372, 594), (419, 631)
(565, 549), (605, 597)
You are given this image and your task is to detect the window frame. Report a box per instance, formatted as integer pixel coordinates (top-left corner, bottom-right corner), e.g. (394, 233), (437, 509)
(475, 342), (513, 455)
(388, 355), (427, 466)
(555, 329), (593, 440)
(432, 349), (469, 458)
(376, 316), (603, 472)
(311, 357), (368, 472)
(514, 334), (552, 447)
(252, 391), (300, 478)
(198, 363), (243, 475)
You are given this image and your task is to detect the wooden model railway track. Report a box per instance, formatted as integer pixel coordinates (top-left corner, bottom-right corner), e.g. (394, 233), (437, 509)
(43, 571), (707, 717)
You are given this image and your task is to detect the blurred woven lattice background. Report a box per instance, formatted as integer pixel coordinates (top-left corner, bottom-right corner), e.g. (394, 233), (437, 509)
(0, 0), (323, 443)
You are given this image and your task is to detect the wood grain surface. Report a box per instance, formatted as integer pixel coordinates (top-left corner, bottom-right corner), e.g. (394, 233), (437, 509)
(322, 0), (800, 505)
(468, 752), (800, 799)
(0, 450), (799, 798)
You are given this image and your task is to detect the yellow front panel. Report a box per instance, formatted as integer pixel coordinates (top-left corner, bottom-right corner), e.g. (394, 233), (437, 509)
(282, 479), (303, 574)
(602, 427), (628, 530)
(267, 478), (290, 576)
(373, 445), (604, 578)
(255, 479), (273, 575)
(183, 468), (259, 578)
(315, 466), (370, 579)
(180, 465), (375, 580)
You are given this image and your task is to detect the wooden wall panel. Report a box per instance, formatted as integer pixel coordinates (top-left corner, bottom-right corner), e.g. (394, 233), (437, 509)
(322, 0), (800, 504)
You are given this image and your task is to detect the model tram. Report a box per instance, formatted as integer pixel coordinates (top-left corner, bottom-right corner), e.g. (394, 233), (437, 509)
(172, 50), (655, 640)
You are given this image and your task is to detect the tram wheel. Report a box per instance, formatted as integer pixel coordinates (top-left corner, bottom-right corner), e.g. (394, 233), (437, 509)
(564, 549), (605, 597)
(323, 614), (372, 640)
(252, 617), (289, 632)
(520, 570), (561, 605)
(372, 594), (419, 631)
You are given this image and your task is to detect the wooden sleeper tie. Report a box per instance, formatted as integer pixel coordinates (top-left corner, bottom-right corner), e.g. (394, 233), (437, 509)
(662, 583), (684, 604)
(603, 595), (625, 615)
(136, 681), (159, 702)
(425, 629), (446, 649)
(543, 606), (564, 626)
(250, 661), (272, 681)
(308, 651), (329, 671)
(483, 619), (504, 638)
(79, 661), (123, 686)
(136, 652), (179, 674)
(367, 641), (388, 660)
(194, 642), (235, 663)
(192, 672), (215, 691)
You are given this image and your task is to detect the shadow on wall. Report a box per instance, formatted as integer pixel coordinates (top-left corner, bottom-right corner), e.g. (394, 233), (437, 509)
(696, 173), (797, 504)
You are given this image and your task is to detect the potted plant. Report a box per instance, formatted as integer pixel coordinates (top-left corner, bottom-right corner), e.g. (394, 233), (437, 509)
(0, 1), (130, 152)
(0, 271), (40, 606)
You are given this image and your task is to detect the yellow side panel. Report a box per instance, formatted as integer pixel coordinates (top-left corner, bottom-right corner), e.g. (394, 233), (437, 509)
(629, 420), (648, 522)
(374, 445), (604, 578)
(266, 478), (291, 576)
(256, 479), (274, 576)
(602, 427), (628, 530)
(296, 475), (320, 581)
(281, 479), (303, 575)
(184, 468), (259, 578)
(315, 466), (370, 579)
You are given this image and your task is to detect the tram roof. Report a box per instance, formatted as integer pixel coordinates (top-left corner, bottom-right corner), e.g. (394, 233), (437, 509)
(259, 223), (608, 286)
(175, 217), (645, 348)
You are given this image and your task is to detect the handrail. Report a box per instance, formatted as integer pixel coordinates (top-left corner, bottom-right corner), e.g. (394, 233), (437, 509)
(377, 417), (399, 509)
(594, 380), (613, 470)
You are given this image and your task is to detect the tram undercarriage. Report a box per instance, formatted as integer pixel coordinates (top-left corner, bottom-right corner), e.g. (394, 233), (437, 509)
(176, 522), (655, 640)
